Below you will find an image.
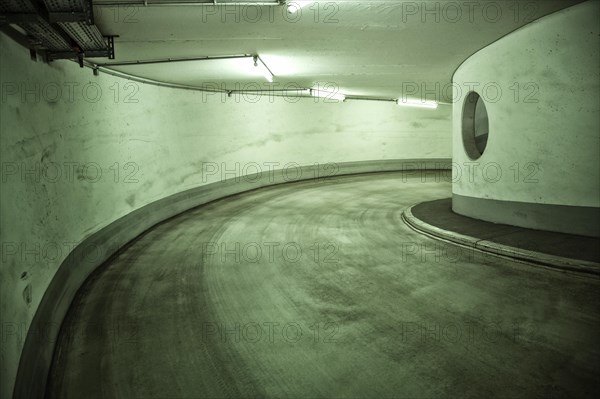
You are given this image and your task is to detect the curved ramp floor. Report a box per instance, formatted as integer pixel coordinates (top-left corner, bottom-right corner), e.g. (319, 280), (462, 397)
(47, 173), (600, 398)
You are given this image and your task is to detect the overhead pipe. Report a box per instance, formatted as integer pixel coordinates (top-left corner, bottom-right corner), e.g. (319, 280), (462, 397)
(96, 54), (253, 67)
(80, 59), (451, 104)
(93, 0), (284, 7)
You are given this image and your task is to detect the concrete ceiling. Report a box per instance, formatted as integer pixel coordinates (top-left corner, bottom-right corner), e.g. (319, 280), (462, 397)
(90, 0), (583, 101)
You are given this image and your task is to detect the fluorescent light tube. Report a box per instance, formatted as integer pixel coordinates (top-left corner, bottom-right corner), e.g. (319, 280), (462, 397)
(311, 89), (346, 102)
(397, 98), (438, 109)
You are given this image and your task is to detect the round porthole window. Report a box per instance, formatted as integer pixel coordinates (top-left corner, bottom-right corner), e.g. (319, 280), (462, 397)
(462, 92), (489, 159)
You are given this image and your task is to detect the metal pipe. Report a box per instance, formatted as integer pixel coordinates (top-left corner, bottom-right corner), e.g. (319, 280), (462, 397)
(344, 96), (451, 105)
(83, 60), (230, 93)
(81, 60), (451, 105)
(93, 1), (283, 7)
(344, 96), (396, 103)
(95, 54), (252, 67)
(233, 89), (309, 92)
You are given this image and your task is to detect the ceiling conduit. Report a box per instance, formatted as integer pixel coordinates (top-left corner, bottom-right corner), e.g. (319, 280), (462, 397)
(0, 0), (115, 65)
(93, 0), (284, 6)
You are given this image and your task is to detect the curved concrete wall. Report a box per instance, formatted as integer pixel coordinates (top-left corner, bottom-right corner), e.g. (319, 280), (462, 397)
(0, 33), (451, 398)
(452, 1), (600, 237)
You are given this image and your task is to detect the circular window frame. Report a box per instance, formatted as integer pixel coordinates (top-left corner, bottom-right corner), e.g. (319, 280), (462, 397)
(462, 91), (489, 160)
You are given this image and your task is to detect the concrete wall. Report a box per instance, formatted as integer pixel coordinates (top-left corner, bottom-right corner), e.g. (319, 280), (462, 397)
(0, 33), (451, 398)
(452, 0), (600, 237)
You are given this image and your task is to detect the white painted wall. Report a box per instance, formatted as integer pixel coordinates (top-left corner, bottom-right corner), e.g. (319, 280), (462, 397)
(452, 1), (600, 208)
(0, 33), (450, 397)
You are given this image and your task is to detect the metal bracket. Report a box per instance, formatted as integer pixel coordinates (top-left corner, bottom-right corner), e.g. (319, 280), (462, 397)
(44, 35), (116, 66)
(106, 35), (116, 59)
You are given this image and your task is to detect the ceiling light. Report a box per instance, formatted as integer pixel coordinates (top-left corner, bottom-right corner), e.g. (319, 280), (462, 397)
(287, 1), (313, 13)
(397, 98), (438, 109)
(311, 89), (346, 102)
(253, 56), (274, 83)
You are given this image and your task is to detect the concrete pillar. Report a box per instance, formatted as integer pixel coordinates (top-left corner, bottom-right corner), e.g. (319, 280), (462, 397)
(452, 1), (600, 237)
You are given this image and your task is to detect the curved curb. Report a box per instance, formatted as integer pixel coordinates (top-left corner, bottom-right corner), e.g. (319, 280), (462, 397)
(401, 204), (600, 276)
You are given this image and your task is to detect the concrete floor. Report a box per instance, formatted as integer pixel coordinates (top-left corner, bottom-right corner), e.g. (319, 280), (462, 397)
(47, 173), (600, 398)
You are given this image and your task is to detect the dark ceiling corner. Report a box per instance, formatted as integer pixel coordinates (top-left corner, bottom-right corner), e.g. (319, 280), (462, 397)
(0, 0), (115, 67)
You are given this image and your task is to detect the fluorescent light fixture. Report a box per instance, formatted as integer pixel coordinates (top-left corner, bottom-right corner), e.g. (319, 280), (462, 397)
(253, 56), (274, 83)
(311, 88), (346, 102)
(287, 1), (313, 13)
(397, 98), (438, 109)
